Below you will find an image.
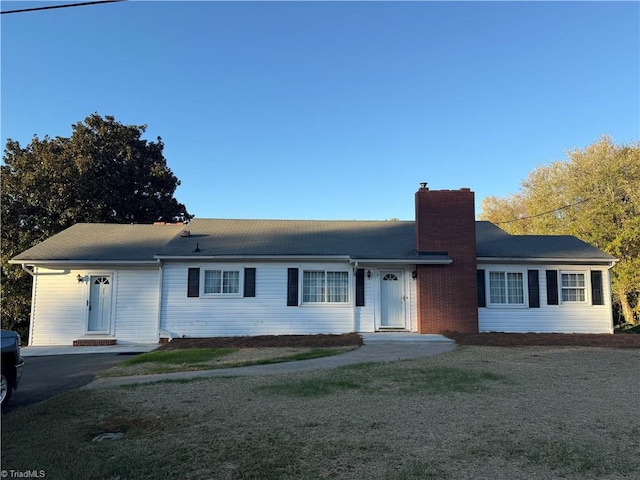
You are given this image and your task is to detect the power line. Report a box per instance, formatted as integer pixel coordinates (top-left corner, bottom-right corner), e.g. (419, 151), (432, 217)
(1, 0), (124, 15)
(495, 197), (592, 225)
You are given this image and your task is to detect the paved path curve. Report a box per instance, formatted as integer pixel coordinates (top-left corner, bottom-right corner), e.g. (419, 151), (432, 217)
(85, 334), (456, 389)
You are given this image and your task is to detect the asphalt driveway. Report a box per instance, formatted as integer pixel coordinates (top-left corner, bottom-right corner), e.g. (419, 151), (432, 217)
(4, 353), (134, 413)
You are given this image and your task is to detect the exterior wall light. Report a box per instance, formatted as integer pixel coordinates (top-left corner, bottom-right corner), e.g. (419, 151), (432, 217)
(412, 270), (417, 279)
(367, 270), (372, 279)
(77, 274), (84, 283)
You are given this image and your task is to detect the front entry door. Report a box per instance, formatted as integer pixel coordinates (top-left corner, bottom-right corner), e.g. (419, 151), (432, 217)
(380, 271), (405, 329)
(88, 275), (112, 333)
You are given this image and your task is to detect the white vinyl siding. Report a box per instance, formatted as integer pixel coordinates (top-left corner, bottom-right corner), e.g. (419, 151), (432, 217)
(29, 267), (86, 345)
(29, 267), (160, 345)
(113, 269), (160, 343)
(354, 269), (376, 332)
(479, 263), (613, 334)
(162, 262), (356, 338)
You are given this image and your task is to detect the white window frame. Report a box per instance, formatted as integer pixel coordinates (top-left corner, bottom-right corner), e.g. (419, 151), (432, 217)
(301, 269), (350, 305)
(487, 270), (527, 307)
(201, 268), (243, 298)
(560, 271), (588, 304)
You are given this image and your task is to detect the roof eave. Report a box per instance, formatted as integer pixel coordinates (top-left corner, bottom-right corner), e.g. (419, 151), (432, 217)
(155, 254), (353, 262)
(9, 259), (159, 266)
(477, 256), (618, 266)
(351, 258), (452, 265)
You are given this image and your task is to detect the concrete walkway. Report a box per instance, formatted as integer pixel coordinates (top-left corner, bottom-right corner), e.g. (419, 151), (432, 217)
(84, 333), (456, 389)
(22, 343), (159, 357)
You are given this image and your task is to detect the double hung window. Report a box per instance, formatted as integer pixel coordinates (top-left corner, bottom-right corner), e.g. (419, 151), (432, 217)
(560, 272), (586, 302)
(488, 271), (525, 305)
(203, 269), (240, 295)
(302, 270), (349, 304)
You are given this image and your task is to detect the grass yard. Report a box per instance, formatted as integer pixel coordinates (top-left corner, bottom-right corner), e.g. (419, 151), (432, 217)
(3, 345), (639, 479)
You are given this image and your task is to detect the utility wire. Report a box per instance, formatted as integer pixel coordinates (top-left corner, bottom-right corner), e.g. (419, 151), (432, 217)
(495, 197), (592, 225)
(1, 0), (124, 15)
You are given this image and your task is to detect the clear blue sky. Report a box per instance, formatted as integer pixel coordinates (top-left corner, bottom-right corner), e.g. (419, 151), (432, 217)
(2, 1), (638, 220)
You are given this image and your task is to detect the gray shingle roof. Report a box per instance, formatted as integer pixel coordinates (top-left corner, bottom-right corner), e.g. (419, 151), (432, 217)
(11, 223), (184, 262)
(11, 219), (615, 264)
(160, 219), (424, 260)
(475, 221), (615, 261)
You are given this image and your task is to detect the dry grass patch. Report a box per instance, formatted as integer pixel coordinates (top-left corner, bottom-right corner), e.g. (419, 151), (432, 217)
(4, 346), (639, 480)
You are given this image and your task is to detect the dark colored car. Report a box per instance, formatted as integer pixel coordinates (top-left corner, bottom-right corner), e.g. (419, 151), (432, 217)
(1, 330), (24, 411)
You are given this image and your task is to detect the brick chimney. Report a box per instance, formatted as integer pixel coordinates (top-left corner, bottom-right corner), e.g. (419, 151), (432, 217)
(415, 184), (478, 333)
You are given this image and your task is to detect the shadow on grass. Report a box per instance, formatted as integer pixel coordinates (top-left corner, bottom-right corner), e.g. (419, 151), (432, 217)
(257, 362), (505, 397)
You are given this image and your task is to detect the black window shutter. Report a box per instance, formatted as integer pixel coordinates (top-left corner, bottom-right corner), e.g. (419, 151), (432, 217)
(477, 269), (486, 307)
(528, 270), (540, 308)
(546, 270), (558, 305)
(287, 268), (299, 306)
(355, 269), (365, 307)
(244, 268), (256, 298)
(187, 268), (200, 297)
(591, 270), (604, 305)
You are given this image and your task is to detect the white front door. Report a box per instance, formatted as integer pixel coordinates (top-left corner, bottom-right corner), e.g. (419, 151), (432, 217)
(380, 271), (405, 329)
(88, 275), (112, 333)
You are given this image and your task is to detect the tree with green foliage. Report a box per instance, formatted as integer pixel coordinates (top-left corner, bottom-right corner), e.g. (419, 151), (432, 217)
(480, 136), (640, 325)
(1, 114), (191, 338)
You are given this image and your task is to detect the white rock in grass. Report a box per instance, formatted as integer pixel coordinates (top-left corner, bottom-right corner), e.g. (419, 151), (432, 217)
(92, 432), (124, 442)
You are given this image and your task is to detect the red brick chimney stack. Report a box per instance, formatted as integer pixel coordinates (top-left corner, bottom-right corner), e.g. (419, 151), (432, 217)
(415, 184), (479, 333)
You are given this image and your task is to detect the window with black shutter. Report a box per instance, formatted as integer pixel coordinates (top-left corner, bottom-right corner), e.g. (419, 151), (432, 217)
(591, 270), (604, 305)
(546, 270), (558, 305)
(356, 269), (365, 307)
(287, 268), (299, 306)
(187, 268), (200, 297)
(528, 270), (540, 308)
(477, 269), (486, 308)
(244, 268), (256, 298)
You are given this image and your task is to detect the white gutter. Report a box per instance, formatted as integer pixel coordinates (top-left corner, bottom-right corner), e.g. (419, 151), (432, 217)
(350, 258), (452, 265)
(9, 260), (159, 265)
(155, 255), (353, 262)
(477, 257), (618, 266)
(155, 255), (453, 265)
(21, 264), (35, 277)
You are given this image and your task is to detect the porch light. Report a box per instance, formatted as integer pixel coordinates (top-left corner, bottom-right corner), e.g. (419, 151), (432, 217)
(367, 270), (372, 279)
(77, 274), (84, 283)
(412, 270), (417, 279)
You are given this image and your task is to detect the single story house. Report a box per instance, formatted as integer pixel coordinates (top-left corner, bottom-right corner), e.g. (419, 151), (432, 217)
(11, 185), (617, 346)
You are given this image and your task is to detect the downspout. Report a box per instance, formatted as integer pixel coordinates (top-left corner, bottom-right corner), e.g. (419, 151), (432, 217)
(156, 259), (164, 344)
(21, 264), (35, 277)
(607, 260), (618, 333)
(20, 264), (36, 346)
(352, 261), (358, 334)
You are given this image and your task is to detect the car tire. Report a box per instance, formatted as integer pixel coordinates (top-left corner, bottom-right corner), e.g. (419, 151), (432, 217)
(1, 366), (13, 412)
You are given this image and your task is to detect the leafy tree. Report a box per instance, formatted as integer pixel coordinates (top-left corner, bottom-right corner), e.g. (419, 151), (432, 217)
(1, 114), (191, 338)
(480, 136), (640, 325)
